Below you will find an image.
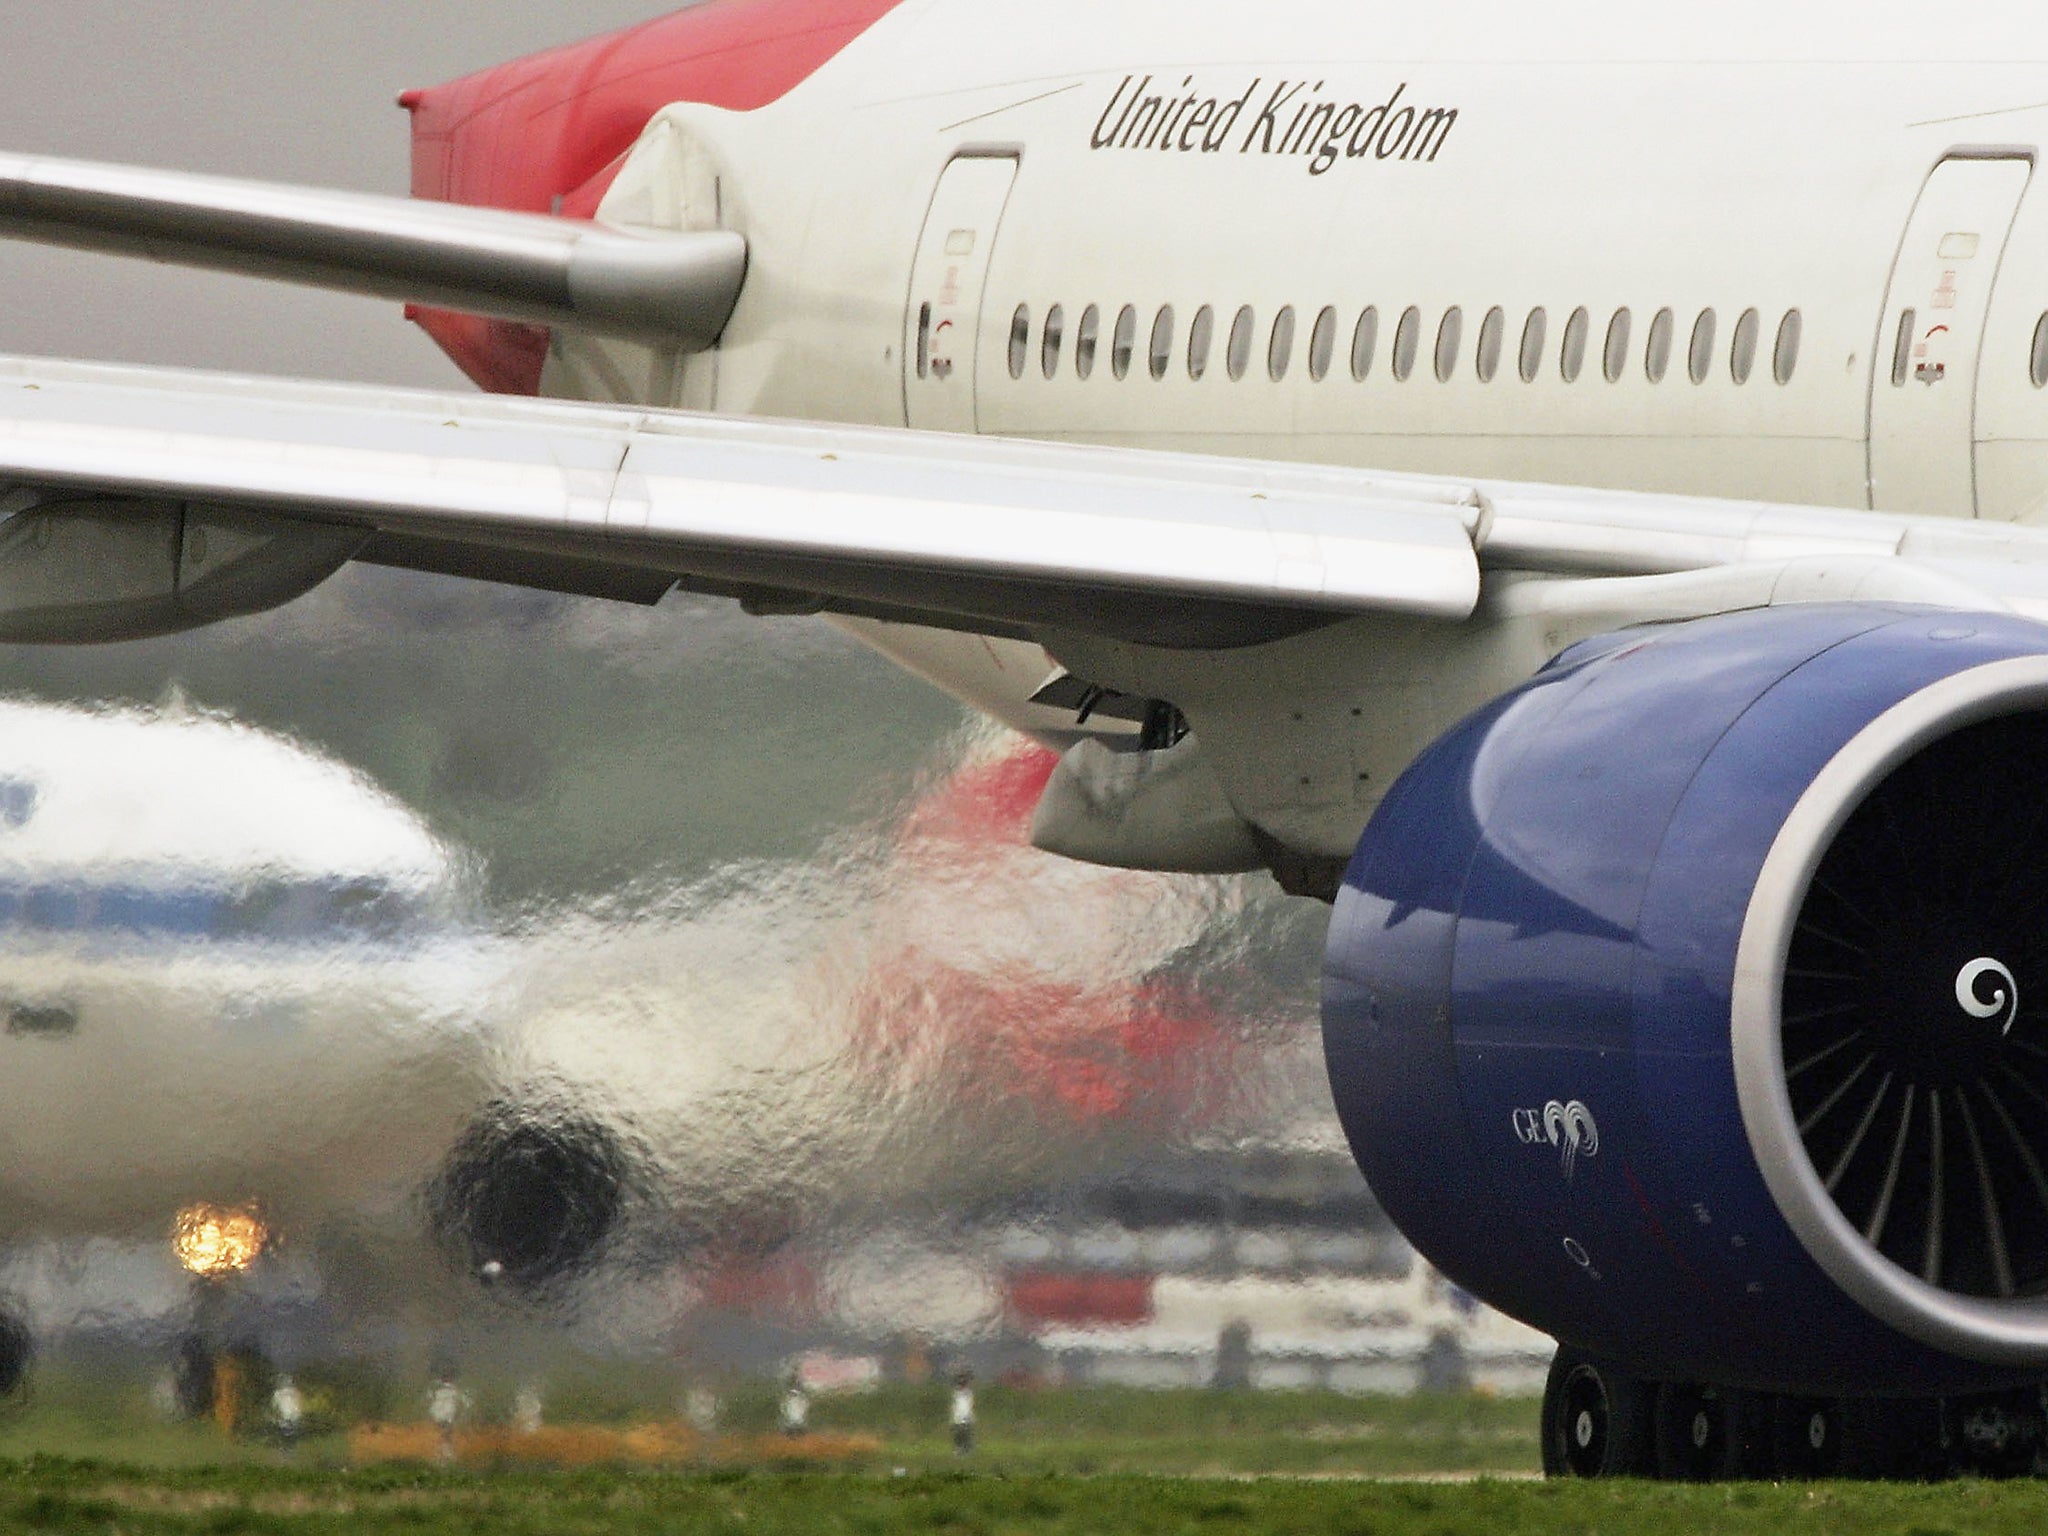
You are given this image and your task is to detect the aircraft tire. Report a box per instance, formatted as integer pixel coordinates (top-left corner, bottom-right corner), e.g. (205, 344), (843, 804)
(1652, 1381), (1744, 1481)
(1768, 1395), (1844, 1479)
(1835, 1396), (1947, 1481)
(0, 1313), (27, 1400)
(1540, 1348), (1655, 1478)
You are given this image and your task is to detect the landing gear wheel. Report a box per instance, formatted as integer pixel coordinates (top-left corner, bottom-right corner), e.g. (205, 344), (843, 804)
(171, 1335), (215, 1421)
(1836, 1397), (1945, 1481)
(0, 1314), (28, 1402)
(1770, 1396), (1843, 1479)
(1653, 1382), (1743, 1480)
(1541, 1348), (1654, 1478)
(1948, 1391), (2042, 1478)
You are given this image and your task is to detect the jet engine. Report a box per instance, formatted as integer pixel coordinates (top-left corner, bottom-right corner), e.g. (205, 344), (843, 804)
(429, 1102), (629, 1295)
(1324, 604), (2048, 1397)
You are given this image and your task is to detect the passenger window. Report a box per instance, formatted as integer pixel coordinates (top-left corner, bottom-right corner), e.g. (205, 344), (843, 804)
(1041, 304), (1065, 379)
(1773, 309), (1801, 385)
(1351, 307), (1379, 380)
(1435, 307), (1464, 382)
(1890, 308), (1915, 387)
(1518, 308), (1547, 382)
(1731, 308), (1760, 384)
(2033, 312), (2048, 389)
(1269, 306), (1297, 381)
(1112, 304), (1138, 379)
(1076, 304), (1101, 379)
(1393, 306), (1422, 381)
(1560, 306), (1590, 383)
(1689, 308), (1717, 384)
(1309, 306), (1338, 381)
(1476, 306), (1505, 382)
(1149, 305), (1175, 380)
(1645, 308), (1674, 383)
(1188, 304), (1215, 380)
(1603, 307), (1631, 383)
(1228, 305), (1256, 381)
(1008, 304), (1031, 380)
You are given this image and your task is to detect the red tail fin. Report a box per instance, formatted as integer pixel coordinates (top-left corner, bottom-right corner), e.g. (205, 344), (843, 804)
(402, 0), (902, 394)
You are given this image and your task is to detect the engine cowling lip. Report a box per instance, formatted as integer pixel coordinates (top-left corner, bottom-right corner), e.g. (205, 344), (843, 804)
(1733, 653), (2048, 1364)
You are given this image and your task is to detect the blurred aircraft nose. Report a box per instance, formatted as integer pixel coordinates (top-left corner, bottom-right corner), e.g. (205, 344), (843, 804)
(430, 1103), (627, 1293)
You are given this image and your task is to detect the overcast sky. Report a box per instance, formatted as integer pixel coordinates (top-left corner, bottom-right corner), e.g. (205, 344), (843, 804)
(0, 2), (672, 387)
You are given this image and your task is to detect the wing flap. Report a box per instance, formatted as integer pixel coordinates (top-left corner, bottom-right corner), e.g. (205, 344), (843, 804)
(22, 356), (2048, 650)
(34, 355), (2048, 651)
(0, 358), (1483, 646)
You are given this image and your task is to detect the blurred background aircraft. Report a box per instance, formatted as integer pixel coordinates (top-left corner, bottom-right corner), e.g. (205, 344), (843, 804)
(0, 0), (1547, 1427)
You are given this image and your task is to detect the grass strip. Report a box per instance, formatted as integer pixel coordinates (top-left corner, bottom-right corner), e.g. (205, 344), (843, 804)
(0, 1382), (1541, 1478)
(0, 1463), (2045, 1535)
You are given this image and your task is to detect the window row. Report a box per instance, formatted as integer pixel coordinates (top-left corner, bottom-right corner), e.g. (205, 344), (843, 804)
(1007, 302), (1804, 390)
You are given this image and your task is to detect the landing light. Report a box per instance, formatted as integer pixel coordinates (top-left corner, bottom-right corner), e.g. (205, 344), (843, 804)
(173, 1203), (266, 1277)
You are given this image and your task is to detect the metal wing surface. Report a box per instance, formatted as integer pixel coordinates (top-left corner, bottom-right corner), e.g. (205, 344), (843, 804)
(6, 356), (2048, 648)
(0, 357), (1482, 647)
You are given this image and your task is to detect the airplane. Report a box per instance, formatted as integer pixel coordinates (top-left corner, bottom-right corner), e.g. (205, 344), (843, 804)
(0, 688), (1253, 1396)
(0, 694), (485, 1235)
(14, 0), (2048, 1479)
(458, 723), (1246, 1285)
(0, 693), (488, 1392)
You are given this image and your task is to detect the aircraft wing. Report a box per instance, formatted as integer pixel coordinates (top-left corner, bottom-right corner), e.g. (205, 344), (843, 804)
(0, 355), (1487, 647)
(2, 354), (2048, 650)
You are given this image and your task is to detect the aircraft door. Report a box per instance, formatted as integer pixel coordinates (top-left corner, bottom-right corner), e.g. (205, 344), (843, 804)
(904, 152), (1019, 433)
(1869, 153), (2032, 516)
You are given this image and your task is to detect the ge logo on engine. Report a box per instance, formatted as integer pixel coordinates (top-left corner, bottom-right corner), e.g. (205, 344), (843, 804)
(1513, 1099), (1600, 1179)
(1955, 957), (2020, 1036)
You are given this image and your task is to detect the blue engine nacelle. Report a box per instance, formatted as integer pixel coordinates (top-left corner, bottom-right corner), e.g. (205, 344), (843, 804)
(1324, 604), (2048, 1395)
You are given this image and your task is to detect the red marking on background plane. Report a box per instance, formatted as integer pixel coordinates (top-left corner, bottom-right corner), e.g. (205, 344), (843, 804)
(1005, 1271), (1157, 1329)
(848, 739), (1238, 1132)
(900, 744), (1060, 847)
(402, 0), (903, 394)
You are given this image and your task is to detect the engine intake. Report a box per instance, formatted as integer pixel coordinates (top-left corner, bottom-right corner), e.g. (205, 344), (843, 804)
(1734, 656), (2048, 1364)
(430, 1101), (628, 1295)
(1323, 604), (2048, 1394)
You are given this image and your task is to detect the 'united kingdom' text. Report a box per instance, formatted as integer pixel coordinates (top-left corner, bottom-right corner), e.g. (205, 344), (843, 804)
(1090, 76), (1457, 176)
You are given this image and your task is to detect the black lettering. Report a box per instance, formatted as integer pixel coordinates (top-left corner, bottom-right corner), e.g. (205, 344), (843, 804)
(1347, 83), (1407, 159)
(1095, 71), (1454, 172)
(1126, 94), (1165, 148)
(1244, 80), (1304, 154)
(1311, 103), (1362, 175)
(1375, 105), (1416, 159)
(1279, 100), (1312, 154)
(1404, 105), (1458, 161)
(1290, 100), (1336, 157)
(1207, 80), (1257, 150)
(1091, 75), (1135, 150)
(1158, 80), (1199, 149)
(1113, 74), (1153, 146)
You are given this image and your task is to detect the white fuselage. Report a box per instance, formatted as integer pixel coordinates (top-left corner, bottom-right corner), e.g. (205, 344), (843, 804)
(0, 699), (490, 1235)
(539, 0), (2048, 860)
(553, 6), (2048, 514)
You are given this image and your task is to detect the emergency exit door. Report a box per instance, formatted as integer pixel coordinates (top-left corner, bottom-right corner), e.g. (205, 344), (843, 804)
(904, 153), (1018, 433)
(1869, 154), (2032, 516)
